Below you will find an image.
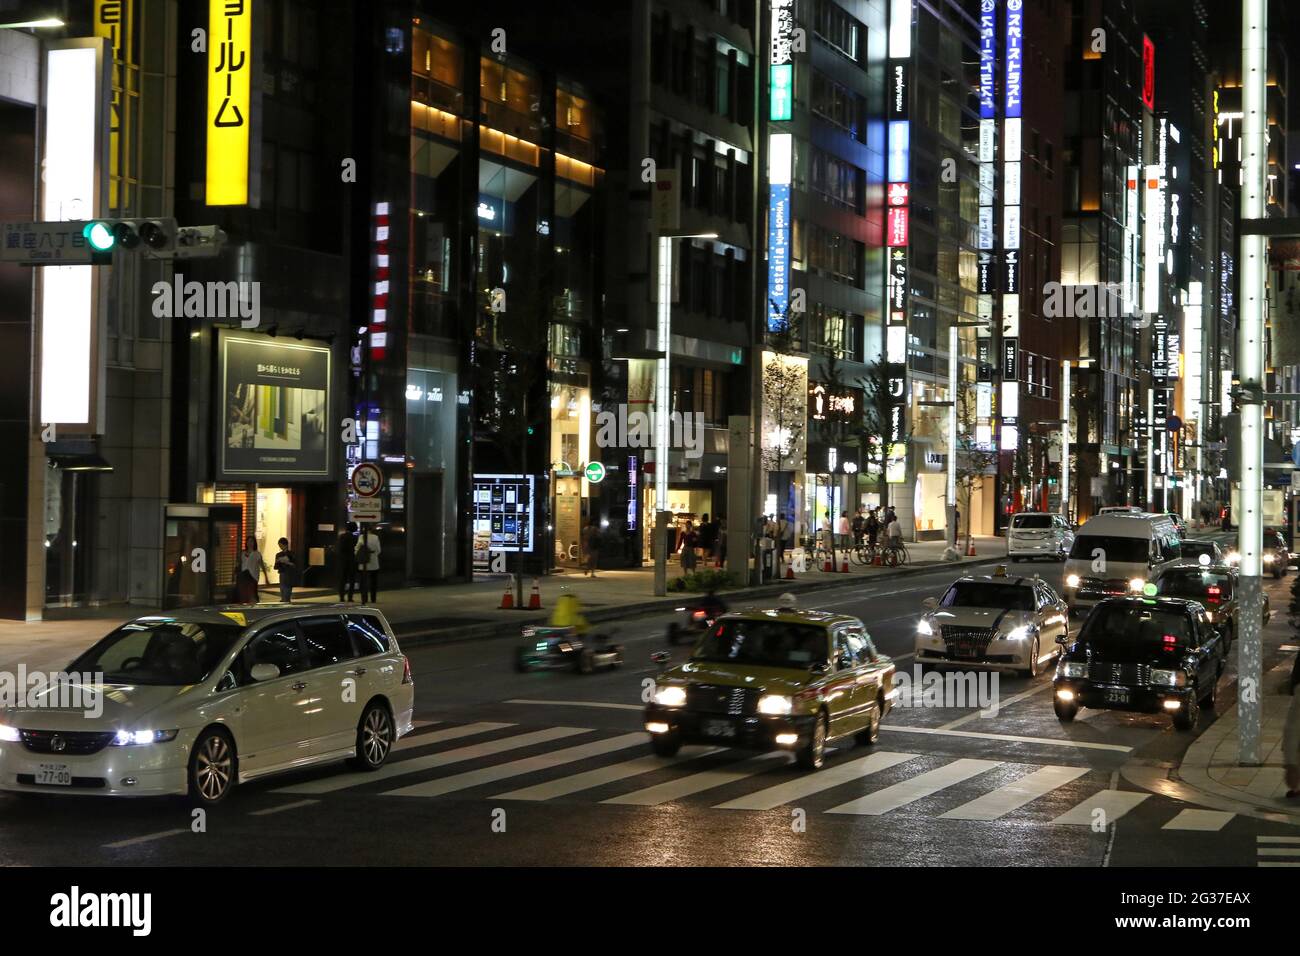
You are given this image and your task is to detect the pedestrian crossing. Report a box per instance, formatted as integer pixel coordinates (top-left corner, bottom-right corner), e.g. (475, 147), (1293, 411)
(266, 720), (1252, 830)
(1257, 835), (1300, 866)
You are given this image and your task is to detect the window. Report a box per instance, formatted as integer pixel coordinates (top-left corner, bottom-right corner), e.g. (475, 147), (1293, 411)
(810, 71), (865, 141)
(808, 148), (863, 213)
(300, 615), (355, 668)
(68, 620), (243, 687)
(809, 0), (862, 62)
(348, 615), (391, 655)
(244, 624), (306, 678)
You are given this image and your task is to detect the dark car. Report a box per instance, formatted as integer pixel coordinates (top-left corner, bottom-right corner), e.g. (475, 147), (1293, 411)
(1151, 564), (1269, 651)
(1052, 596), (1226, 731)
(1225, 528), (1290, 578)
(1176, 539), (1224, 566)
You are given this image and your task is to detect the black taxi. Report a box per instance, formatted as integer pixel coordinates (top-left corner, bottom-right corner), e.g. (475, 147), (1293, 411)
(1052, 595), (1225, 730)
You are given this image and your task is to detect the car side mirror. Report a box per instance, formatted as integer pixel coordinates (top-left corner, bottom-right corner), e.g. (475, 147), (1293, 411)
(1055, 634), (1068, 645)
(810, 661), (831, 675)
(922, 597), (939, 611)
(249, 662), (281, 682)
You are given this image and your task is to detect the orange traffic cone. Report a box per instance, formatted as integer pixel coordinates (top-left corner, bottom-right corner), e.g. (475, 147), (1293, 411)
(873, 552), (882, 566)
(785, 564), (795, 580)
(528, 578), (542, 610)
(966, 540), (977, 557)
(840, 556), (849, 573)
(823, 555), (833, 572)
(499, 581), (514, 610)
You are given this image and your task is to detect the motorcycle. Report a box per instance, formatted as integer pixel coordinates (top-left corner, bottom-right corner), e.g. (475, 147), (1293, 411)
(665, 603), (724, 645)
(515, 624), (623, 674)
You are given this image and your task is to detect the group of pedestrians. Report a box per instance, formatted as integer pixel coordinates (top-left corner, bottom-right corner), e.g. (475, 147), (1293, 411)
(844, 506), (902, 552)
(676, 514), (725, 572)
(233, 523), (382, 606)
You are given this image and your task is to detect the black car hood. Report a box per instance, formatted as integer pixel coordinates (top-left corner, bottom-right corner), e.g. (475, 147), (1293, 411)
(1070, 644), (1187, 666)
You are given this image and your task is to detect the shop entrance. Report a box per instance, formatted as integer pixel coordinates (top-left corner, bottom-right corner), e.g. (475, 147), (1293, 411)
(256, 487), (294, 589)
(162, 504), (242, 609)
(641, 485), (714, 562)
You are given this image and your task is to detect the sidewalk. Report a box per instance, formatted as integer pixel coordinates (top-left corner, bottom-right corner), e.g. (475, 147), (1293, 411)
(1177, 661), (1300, 819)
(0, 536), (1006, 668)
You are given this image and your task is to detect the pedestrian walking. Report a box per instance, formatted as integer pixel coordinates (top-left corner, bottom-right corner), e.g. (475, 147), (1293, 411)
(337, 521), (358, 601)
(760, 518), (776, 581)
(582, 518), (601, 577)
(273, 537), (298, 603)
(237, 536), (268, 605)
(680, 521), (699, 572)
(851, 509), (866, 547)
(837, 511), (851, 549)
(356, 526), (381, 602)
(714, 516), (727, 565)
(885, 510), (903, 546)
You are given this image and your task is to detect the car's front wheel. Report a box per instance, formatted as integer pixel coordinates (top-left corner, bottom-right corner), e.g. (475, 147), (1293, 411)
(650, 732), (681, 758)
(348, 702), (394, 771)
(797, 714), (828, 770)
(854, 699), (882, 746)
(1022, 636), (1042, 678)
(188, 728), (236, 807)
(1172, 692), (1200, 731)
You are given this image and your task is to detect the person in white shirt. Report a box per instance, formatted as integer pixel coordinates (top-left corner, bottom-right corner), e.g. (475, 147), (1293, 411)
(238, 536), (268, 604)
(885, 514), (903, 544)
(355, 527), (382, 603)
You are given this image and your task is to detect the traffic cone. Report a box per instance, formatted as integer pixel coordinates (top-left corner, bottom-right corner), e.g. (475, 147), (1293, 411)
(966, 540), (977, 557)
(841, 556), (849, 573)
(499, 581), (514, 610)
(528, 578), (542, 610)
(785, 564), (795, 580)
(873, 552), (882, 566)
(823, 555), (833, 572)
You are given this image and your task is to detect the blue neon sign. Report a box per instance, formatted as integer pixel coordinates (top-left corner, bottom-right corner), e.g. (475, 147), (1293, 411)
(980, 1), (996, 119)
(1005, 0), (1023, 118)
(767, 183), (790, 329)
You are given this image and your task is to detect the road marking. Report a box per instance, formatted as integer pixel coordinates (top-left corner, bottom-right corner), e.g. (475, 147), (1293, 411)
(939, 765), (1090, 821)
(503, 698), (643, 712)
(883, 724), (1132, 753)
(603, 752), (788, 806)
(273, 726), (588, 794)
(827, 758), (1001, 815)
(383, 733), (645, 798)
(1161, 809), (1235, 831)
(102, 829), (187, 849)
(714, 751), (919, 811)
(1050, 790), (1149, 825)
(936, 681), (1053, 730)
(392, 721), (514, 753)
(495, 747), (722, 801)
(248, 799), (319, 816)
(1257, 835), (1300, 843)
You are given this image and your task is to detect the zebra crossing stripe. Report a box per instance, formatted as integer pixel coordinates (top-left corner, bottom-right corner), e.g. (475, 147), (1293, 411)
(1049, 790), (1149, 825)
(393, 722), (512, 753)
(272, 726), (588, 795)
(382, 733), (646, 798)
(939, 765), (1090, 821)
(494, 746), (724, 801)
(1162, 809), (1235, 831)
(826, 758), (1002, 815)
(603, 752), (789, 806)
(713, 751), (920, 811)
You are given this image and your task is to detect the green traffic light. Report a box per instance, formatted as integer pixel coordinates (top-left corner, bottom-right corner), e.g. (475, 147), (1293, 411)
(83, 221), (115, 252)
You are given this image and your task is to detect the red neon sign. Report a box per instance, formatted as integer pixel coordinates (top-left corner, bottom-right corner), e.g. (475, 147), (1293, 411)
(1142, 36), (1155, 111)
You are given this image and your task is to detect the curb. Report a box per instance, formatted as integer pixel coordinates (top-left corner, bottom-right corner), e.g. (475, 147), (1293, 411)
(393, 555), (1003, 648)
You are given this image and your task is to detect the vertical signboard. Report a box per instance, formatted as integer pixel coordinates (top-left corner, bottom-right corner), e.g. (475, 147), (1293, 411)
(1142, 35), (1156, 111)
(206, 0), (253, 205)
(770, 0), (795, 121)
(1004, 0), (1023, 118)
(767, 133), (792, 330)
(886, 0), (912, 479)
(40, 40), (110, 432)
(979, 0), (996, 118)
(93, 0), (131, 210)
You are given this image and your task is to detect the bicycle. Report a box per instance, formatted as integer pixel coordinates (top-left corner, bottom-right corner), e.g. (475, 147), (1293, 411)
(881, 540), (909, 567)
(850, 541), (876, 566)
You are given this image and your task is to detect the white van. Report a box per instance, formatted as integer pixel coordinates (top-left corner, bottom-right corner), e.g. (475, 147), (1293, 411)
(1061, 512), (1182, 614)
(1007, 512), (1075, 561)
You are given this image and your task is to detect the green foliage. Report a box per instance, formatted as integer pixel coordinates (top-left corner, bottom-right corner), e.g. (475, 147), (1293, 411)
(668, 568), (739, 593)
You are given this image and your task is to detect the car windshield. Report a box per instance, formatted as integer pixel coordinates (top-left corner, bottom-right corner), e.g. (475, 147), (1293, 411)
(1180, 541), (1217, 560)
(692, 619), (828, 669)
(1012, 515), (1053, 529)
(1156, 571), (1232, 601)
(68, 619), (244, 686)
(1079, 603), (1193, 656)
(940, 582), (1034, 610)
(1069, 534), (1149, 564)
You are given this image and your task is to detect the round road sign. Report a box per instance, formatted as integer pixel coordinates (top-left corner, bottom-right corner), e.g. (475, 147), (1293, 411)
(584, 461), (606, 483)
(351, 463), (383, 497)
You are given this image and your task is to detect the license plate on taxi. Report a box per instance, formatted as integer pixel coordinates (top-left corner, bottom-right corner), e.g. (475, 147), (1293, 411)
(35, 764), (71, 786)
(1105, 687), (1130, 704)
(702, 719), (735, 739)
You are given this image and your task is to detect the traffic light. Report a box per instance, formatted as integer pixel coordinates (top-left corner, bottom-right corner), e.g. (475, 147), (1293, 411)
(79, 218), (176, 259)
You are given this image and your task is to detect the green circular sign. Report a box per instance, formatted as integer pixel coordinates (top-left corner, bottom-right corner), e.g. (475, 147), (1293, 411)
(584, 461), (606, 483)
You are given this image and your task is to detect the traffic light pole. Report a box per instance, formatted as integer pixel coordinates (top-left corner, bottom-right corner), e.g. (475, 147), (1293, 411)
(1236, 0), (1267, 767)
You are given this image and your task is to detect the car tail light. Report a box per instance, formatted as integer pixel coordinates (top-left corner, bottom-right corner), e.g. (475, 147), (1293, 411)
(691, 611), (706, 621)
(1206, 586), (1221, 604)
(401, 656), (413, 684)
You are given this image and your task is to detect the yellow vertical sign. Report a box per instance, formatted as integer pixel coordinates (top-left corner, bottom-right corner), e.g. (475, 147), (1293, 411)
(94, 0), (130, 209)
(206, 0), (252, 205)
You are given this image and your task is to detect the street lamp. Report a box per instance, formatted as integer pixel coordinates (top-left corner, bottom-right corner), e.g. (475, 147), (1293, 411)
(653, 231), (717, 597)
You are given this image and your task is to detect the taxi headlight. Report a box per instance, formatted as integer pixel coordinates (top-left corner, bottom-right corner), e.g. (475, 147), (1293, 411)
(111, 729), (179, 747)
(1150, 669), (1187, 688)
(1128, 578), (1146, 593)
(916, 618), (934, 636)
(757, 694), (793, 716)
(0, 723), (20, 743)
(1002, 625), (1032, 641)
(1059, 662), (1087, 678)
(1066, 574), (1080, 588)
(652, 685), (687, 708)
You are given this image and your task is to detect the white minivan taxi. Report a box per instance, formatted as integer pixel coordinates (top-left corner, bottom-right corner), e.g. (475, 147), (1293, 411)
(0, 605), (415, 805)
(1061, 512), (1182, 614)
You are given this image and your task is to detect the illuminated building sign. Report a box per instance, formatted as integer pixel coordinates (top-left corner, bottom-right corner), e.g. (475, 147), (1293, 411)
(1143, 165), (1165, 314)
(978, 208), (995, 250)
(979, 0), (996, 119)
(1142, 35), (1156, 111)
(1003, 249), (1020, 294)
(888, 249), (908, 322)
(767, 133), (792, 330)
(370, 202), (390, 360)
(978, 252), (995, 294)
(206, 0), (253, 206)
(887, 206), (909, 247)
(888, 182), (909, 206)
(770, 0), (795, 121)
(1002, 205), (1021, 250)
(1004, 0), (1023, 119)
(889, 60), (909, 118)
(888, 120), (910, 182)
(979, 119), (996, 163)
(94, 0), (131, 209)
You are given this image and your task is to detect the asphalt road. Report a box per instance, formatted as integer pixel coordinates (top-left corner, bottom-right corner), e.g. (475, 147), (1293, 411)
(2, 547), (1296, 867)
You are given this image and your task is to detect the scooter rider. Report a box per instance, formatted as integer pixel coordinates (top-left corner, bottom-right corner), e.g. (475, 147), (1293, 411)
(550, 592), (590, 636)
(698, 588), (728, 621)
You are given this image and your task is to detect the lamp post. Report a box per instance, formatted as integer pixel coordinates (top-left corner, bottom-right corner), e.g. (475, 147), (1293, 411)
(920, 321), (984, 561)
(653, 231), (718, 597)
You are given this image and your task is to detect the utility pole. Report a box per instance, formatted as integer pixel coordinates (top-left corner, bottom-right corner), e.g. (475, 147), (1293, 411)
(1236, 0), (1267, 766)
